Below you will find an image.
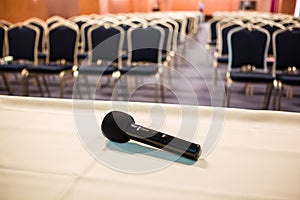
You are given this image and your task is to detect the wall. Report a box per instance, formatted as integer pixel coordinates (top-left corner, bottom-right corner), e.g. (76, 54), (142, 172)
(0, 0), (48, 23)
(47, 0), (79, 19)
(79, 0), (99, 15)
(279, 0), (297, 14)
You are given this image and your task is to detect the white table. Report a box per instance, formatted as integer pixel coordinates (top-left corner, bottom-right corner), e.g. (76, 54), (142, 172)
(0, 95), (300, 200)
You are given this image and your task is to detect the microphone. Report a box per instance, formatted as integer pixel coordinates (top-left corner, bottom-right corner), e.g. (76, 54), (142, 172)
(101, 111), (201, 161)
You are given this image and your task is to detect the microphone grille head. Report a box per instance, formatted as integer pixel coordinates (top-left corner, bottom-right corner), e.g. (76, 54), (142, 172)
(101, 111), (135, 143)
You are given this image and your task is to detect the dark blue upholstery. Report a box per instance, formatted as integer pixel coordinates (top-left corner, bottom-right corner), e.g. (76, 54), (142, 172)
(230, 71), (273, 83)
(77, 26), (122, 77)
(120, 65), (159, 75)
(220, 24), (241, 55)
(209, 19), (218, 45)
(49, 25), (77, 63)
(90, 26), (121, 63)
(0, 26), (5, 57)
(274, 28), (300, 71)
(27, 64), (72, 73)
(8, 26), (38, 61)
(156, 24), (170, 53)
(230, 28), (268, 70)
(217, 56), (229, 64)
(0, 64), (28, 72)
(82, 23), (92, 52)
(28, 21), (45, 52)
(78, 65), (118, 75)
(130, 27), (162, 63)
(276, 74), (300, 85)
(261, 24), (282, 56)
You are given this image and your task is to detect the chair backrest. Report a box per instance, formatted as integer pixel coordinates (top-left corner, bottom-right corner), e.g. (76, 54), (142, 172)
(116, 22), (137, 52)
(25, 17), (47, 52)
(208, 18), (220, 44)
(259, 22), (285, 56)
(227, 26), (270, 71)
(127, 26), (164, 65)
(273, 26), (300, 71)
(7, 23), (39, 65)
(165, 19), (179, 52)
(87, 24), (124, 67)
(217, 22), (243, 56)
(0, 25), (7, 58)
(80, 21), (98, 53)
(149, 20), (172, 53)
(173, 18), (187, 44)
(47, 22), (79, 65)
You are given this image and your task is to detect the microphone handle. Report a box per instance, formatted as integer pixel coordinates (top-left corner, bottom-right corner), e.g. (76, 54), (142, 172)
(126, 123), (201, 161)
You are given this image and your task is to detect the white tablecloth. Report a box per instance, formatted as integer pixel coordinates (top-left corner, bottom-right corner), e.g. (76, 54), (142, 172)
(0, 95), (300, 200)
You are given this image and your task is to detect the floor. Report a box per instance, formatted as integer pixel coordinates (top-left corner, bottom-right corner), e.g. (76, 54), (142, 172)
(1, 23), (300, 113)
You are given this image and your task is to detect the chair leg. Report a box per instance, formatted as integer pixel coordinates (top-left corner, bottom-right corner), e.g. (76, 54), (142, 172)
(212, 61), (218, 93)
(21, 70), (29, 96)
(83, 75), (92, 99)
(35, 76), (44, 97)
(276, 83), (283, 111)
(42, 75), (51, 97)
(225, 83), (231, 107)
(1, 73), (13, 95)
(224, 74), (232, 107)
(60, 79), (65, 98)
(59, 73), (65, 98)
(262, 83), (273, 110)
(159, 76), (165, 103)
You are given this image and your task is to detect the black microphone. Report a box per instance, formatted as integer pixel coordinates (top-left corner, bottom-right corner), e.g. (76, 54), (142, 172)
(101, 111), (201, 161)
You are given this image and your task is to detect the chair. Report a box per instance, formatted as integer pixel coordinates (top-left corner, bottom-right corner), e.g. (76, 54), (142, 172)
(24, 21), (79, 97)
(0, 23), (40, 95)
(77, 21), (98, 62)
(74, 24), (124, 98)
(148, 20), (173, 66)
(207, 18), (220, 47)
(120, 26), (165, 102)
(212, 21), (243, 90)
(225, 25), (274, 109)
(25, 17), (47, 62)
(272, 26), (300, 110)
(215, 20), (244, 65)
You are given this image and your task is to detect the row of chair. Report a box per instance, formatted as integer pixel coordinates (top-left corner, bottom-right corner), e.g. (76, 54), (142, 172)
(208, 12), (300, 110)
(0, 12), (202, 100)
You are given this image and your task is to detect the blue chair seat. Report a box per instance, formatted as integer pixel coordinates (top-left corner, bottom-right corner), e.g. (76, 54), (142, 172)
(161, 54), (168, 62)
(120, 65), (159, 75)
(276, 74), (300, 86)
(208, 41), (217, 46)
(77, 53), (88, 60)
(38, 53), (47, 59)
(122, 54), (128, 60)
(0, 64), (28, 72)
(230, 71), (274, 83)
(217, 56), (229, 63)
(27, 64), (73, 74)
(78, 65), (118, 75)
